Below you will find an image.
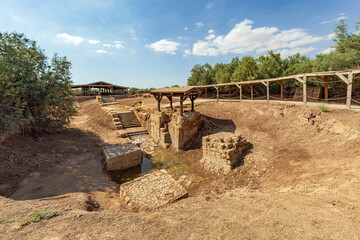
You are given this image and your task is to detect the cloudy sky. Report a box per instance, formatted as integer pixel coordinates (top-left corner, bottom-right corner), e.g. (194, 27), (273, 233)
(0, 0), (359, 88)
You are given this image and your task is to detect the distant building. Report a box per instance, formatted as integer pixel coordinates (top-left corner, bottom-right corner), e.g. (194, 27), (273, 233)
(72, 81), (128, 95)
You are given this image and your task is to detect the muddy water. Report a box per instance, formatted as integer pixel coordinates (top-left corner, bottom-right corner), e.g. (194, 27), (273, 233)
(107, 151), (192, 184)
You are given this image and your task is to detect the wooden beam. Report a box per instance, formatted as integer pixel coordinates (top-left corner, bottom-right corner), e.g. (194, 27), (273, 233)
(228, 85), (231, 100)
(235, 84), (242, 101)
(347, 73), (353, 109)
(335, 73), (350, 84)
(294, 76), (305, 83)
(266, 81), (270, 103)
(205, 87), (207, 99)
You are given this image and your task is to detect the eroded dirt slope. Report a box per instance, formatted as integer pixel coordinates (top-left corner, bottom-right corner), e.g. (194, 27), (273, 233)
(1, 98), (360, 239)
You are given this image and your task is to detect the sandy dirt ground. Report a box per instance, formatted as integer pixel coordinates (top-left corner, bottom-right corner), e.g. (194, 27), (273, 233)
(1, 96), (360, 239)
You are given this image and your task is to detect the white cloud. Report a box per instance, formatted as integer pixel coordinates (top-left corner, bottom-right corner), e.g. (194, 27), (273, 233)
(326, 33), (336, 40)
(205, 34), (216, 40)
(206, 2), (213, 8)
(321, 16), (346, 24)
(208, 29), (214, 34)
(183, 49), (191, 57)
(89, 39), (101, 44)
(319, 47), (335, 54)
(184, 27), (188, 31)
(102, 41), (125, 49)
(146, 39), (180, 54)
(114, 43), (124, 49)
(56, 33), (84, 45)
(275, 47), (316, 58)
(193, 41), (219, 56)
(195, 21), (204, 28)
(96, 49), (111, 54)
(191, 19), (325, 57)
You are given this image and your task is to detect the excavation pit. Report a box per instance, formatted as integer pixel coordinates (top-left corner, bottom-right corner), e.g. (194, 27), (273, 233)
(103, 143), (142, 171)
(106, 151), (192, 184)
(119, 169), (188, 211)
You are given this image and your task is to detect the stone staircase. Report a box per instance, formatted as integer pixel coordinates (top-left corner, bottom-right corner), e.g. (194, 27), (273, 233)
(118, 112), (141, 129)
(108, 110), (141, 130)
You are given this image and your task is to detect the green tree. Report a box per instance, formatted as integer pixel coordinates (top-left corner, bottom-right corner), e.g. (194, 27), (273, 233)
(0, 32), (76, 137)
(231, 56), (258, 82)
(257, 50), (284, 79)
(283, 54), (313, 76)
(187, 63), (214, 86)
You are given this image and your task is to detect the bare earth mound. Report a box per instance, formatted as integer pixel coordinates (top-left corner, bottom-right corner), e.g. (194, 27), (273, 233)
(1, 97), (360, 239)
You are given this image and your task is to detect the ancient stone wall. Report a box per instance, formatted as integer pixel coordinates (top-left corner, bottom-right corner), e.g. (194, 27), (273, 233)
(133, 109), (203, 150)
(168, 112), (203, 149)
(201, 132), (249, 174)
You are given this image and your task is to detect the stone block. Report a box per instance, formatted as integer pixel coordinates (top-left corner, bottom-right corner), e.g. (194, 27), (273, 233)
(103, 143), (142, 170)
(201, 132), (249, 174)
(119, 169), (188, 211)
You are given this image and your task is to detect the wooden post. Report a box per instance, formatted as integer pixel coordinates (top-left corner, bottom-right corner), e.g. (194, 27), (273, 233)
(205, 87), (208, 99)
(215, 86), (219, 102)
(347, 73), (353, 109)
(324, 76), (328, 102)
(228, 85), (231, 100)
(154, 95), (163, 112)
(261, 81), (270, 103)
(179, 95), (188, 116)
(166, 96), (173, 109)
(189, 95), (197, 111)
(250, 84), (254, 100)
(277, 81), (284, 99)
(236, 84), (242, 101)
(335, 72), (353, 109)
(303, 76), (307, 105)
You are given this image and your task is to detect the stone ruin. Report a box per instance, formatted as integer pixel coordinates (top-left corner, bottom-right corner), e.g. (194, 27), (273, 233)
(103, 143), (142, 170)
(134, 109), (203, 150)
(201, 132), (250, 174)
(119, 169), (188, 211)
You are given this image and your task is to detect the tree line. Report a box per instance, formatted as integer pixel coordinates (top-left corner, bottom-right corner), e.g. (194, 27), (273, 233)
(187, 19), (360, 95)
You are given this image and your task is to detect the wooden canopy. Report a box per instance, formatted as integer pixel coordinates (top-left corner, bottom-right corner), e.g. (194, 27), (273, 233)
(72, 81), (128, 95)
(198, 68), (360, 109)
(150, 86), (201, 116)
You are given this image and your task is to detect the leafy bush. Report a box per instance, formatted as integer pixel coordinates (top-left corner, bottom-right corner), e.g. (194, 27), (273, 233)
(0, 32), (76, 138)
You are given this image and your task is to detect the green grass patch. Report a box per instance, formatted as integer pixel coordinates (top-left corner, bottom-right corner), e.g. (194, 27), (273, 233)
(3, 218), (15, 223)
(319, 104), (329, 112)
(21, 209), (57, 226)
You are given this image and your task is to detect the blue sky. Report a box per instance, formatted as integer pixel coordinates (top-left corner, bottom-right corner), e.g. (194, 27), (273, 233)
(0, 0), (359, 88)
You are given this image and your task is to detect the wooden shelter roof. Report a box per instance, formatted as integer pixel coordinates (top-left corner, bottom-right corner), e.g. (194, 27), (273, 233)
(150, 86), (200, 95)
(72, 81), (128, 89)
